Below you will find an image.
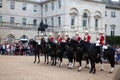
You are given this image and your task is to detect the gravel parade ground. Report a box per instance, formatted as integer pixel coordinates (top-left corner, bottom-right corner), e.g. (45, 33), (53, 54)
(0, 55), (119, 80)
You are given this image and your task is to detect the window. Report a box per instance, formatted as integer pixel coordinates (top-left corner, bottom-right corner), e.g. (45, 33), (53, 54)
(33, 5), (37, 12)
(51, 18), (54, 27)
(51, 3), (54, 10)
(71, 16), (75, 25)
(22, 3), (27, 10)
(111, 25), (116, 36)
(58, 17), (61, 25)
(10, 17), (15, 23)
(22, 18), (26, 25)
(105, 11), (107, 16)
(45, 4), (48, 12)
(0, 16), (2, 22)
(0, 0), (2, 8)
(111, 12), (116, 17)
(10, 2), (15, 9)
(82, 13), (88, 27)
(33, 19), (37, 26)
(58, 0), (61, 9)
(45, 19), (47, 24)
(95, 19), (98, 28)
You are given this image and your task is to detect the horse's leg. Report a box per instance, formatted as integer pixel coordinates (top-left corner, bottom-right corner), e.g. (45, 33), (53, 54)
(99, 58), (104, 71)
(59, 53), (63, 67)
(54, 54), (57, 66)
(47, 52), (49, 64)
(51, 55), (54, 65)
(37, 50), (40, 63)
(73, 56), (76, 67)
(33, 52), (36, 63)
(93, 61), (96, 74)
(85, 57), (90, 68)
(71, 57), (74, 68)
(108, 58), (115, 73)
(78, 59), (82, 71)
(44, 51), (47, 64)
(89, 60), (93, 73)
(69, 56), (74, 69)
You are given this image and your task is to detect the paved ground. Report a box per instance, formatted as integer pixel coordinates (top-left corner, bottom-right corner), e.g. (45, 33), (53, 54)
(0, 55), (119, 80)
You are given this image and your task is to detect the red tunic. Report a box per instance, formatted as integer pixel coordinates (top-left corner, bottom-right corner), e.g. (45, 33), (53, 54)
(58, 37), (62, 43)
(99, 35), (105, 46)
(50, 36), (54, 42)
(65, 37), (70, 42)
(76, 36), (81, 41)
(84, 35), (91, 43)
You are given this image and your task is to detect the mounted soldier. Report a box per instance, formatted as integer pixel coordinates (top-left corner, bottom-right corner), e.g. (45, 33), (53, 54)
(84, 30), (91, 43)
(75, 32), (81, 42)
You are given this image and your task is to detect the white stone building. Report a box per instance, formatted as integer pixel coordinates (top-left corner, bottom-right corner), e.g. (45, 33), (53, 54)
(0, 0), (120, 43)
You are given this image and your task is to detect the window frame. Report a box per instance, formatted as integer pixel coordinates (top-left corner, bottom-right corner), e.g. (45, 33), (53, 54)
(33, 5), (37, 12)
(10, 1), (15, 9)
(10, 17), (15, 23)
(51, 3), (54, 11)
(58, 0), (61, 9)
(33, 19), (37, 26)
(22, 18), (26, 25)
(0, 0), (2, 8)
(22, 3), (27, 10)
(45, 4), (48, 12)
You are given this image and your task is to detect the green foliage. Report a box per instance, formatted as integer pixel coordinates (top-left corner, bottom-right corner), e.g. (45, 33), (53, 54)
(106, 36), (120, 45)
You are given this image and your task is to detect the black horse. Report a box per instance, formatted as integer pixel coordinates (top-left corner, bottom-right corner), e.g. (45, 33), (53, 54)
(79, 40), (115, 74)
(28, 39), (40, 63)
(38, 20), (48, 36)
(47, 39), (57, 66)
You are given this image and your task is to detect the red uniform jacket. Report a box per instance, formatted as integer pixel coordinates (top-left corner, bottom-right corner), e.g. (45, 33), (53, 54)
(84, 35), (91, 43)
(58, 37), (62, 43)
(65, 37), (70, 42)
(76, 36), (81, 41)
(99, 35), (105, 46)
(50, 36), (54, 42)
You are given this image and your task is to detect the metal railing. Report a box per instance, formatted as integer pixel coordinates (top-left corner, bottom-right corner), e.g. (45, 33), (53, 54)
(0, 22), (38, 30)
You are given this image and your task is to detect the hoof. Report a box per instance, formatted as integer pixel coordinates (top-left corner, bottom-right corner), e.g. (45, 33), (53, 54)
(101, 69), (104, 71)
(109, 71), (112, 73)
(78, 70), (81, 72)
(51, 63), (53, 65)
(89, 71), (92, 73)
(33, 61), (36, 63)
(93, 72), (96, 74)
(85, 66), (87, 68)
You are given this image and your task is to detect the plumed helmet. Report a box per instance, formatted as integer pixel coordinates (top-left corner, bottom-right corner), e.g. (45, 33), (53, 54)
(99, 30), (103, 33)
(76, 32), (79, 35)
(85, 30), (88, 33)
(65, 32), (68, 36)
(49, 32), (53, 36)
(58, 32), (61, 36)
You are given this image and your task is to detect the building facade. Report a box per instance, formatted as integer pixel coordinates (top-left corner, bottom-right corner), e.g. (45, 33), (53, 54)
(0, 0), (120, 43)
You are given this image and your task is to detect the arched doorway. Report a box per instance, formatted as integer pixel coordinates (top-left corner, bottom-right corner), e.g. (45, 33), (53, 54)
(6, 34), (15, 43)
